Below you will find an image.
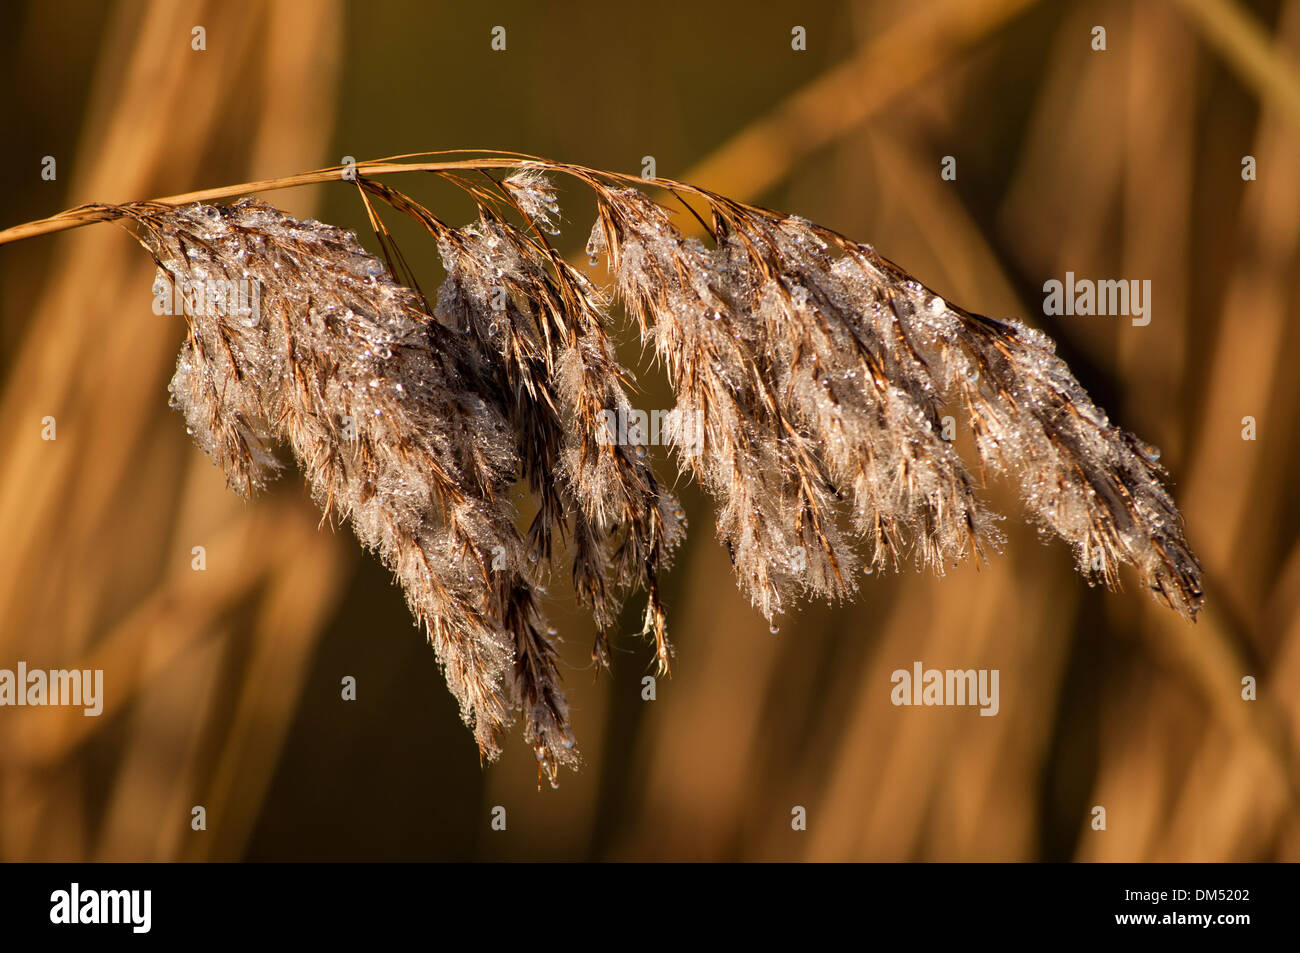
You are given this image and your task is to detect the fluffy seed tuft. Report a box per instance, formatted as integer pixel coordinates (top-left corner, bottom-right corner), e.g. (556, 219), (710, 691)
(107, 157), (1201, 782)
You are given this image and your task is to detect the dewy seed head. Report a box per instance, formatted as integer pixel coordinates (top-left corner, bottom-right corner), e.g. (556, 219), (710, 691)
(65, 157), (1203, 782)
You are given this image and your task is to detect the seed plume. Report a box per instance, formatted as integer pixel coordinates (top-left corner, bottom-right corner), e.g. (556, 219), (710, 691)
(19, 153), (1200, 783)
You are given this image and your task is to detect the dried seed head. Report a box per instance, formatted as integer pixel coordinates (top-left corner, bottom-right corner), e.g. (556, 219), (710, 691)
(503, 165), (561, 234)
(141, 199), (534, 764)
(590, 184), (1201, 620)
(119, 157), (1202, 784)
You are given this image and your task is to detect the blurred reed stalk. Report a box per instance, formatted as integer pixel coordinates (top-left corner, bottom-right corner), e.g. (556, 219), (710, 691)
(0, 0), (344, 862)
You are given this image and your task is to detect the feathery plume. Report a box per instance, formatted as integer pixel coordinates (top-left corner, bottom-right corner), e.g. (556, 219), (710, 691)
(3, 154), (1201, 781)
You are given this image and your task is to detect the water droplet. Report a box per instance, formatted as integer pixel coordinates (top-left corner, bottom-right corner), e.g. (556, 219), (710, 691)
(769, 623), (780, 635)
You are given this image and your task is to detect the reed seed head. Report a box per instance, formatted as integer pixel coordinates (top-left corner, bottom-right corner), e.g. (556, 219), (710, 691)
(110, 158), (1202, 783)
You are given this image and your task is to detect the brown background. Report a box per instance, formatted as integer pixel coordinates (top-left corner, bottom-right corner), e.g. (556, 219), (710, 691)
(1, 0), (1298, 861)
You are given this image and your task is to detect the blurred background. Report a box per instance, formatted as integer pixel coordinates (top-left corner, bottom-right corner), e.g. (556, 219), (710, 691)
(1, 0), (1298, 861)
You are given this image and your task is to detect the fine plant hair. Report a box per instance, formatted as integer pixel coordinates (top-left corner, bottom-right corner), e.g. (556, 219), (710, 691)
(0, 152), (1204, 785)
